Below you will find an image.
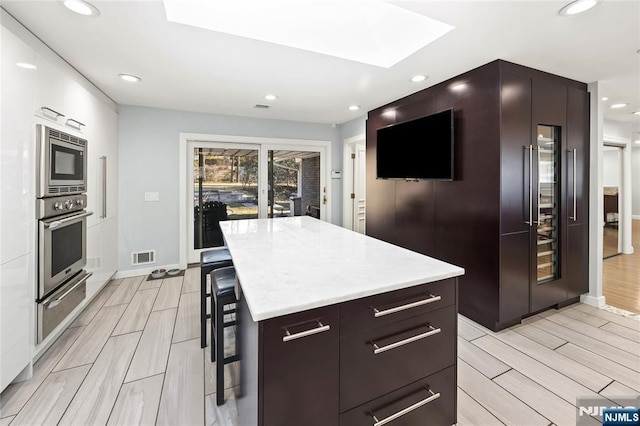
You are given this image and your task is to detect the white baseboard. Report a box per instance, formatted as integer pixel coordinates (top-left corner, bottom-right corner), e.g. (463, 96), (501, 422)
(580, 294), (606, 308)
(114, 263), (181, 279)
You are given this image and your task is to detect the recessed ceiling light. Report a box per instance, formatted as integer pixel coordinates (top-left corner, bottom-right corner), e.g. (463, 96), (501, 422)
(635, 140), (640, 144)
(118, 74), (141, 83)
(349, 105), (360, 111)
(16, 62), (37, 69)
(610, 103), (627, 109)
(265, 94), (277, 101)
(633, 111), (640, 115)
(62, 0), (100, 16)
(411, 75), (427, 83)
(601, 97), (609, 101)
(558, 0), (598, 16)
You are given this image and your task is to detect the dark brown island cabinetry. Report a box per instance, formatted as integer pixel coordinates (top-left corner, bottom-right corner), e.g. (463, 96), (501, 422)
(237, 278), (458, 426)
(366, 60), (589, 331)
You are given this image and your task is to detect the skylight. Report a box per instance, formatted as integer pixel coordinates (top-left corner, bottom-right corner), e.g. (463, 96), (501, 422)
(162, 0), (454, 68)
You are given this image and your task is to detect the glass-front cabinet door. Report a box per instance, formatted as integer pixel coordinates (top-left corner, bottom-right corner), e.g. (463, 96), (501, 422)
(535, 125), (559, 283)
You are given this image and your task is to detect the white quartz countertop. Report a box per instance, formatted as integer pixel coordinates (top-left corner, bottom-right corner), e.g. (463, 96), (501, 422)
(220, 216), (464, 322)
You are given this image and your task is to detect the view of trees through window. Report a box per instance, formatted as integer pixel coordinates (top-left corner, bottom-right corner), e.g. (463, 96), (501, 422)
(193, 147), (314, 249)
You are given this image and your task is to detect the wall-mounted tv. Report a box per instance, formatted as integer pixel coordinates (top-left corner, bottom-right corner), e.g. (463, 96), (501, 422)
(376, 108), (454, 181)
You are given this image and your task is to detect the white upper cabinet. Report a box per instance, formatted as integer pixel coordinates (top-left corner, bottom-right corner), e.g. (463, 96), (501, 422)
(34, 54), (92, 134)
(34, 52), (66, 123)
(1, 25), (35, 265)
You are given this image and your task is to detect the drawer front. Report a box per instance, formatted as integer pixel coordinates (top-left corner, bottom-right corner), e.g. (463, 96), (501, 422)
(340, 365), (456, 426)
(340, 278), (456, 337)
(262, 304), (340, 426)
(340, 306), (456, 412)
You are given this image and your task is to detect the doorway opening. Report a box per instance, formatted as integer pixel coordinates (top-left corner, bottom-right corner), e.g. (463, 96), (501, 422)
(342, 135), (366, 234)
(602, 145), (622, 259)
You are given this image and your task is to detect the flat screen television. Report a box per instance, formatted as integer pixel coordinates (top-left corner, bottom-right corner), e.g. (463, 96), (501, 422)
(376, 108), (454, 180)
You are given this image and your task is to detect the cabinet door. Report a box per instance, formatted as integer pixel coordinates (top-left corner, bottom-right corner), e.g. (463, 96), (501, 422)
(34, 53), (66, 123)
(567, 223), (588, 300)
(500, 72), (532, 234)
(1, 26), (35, 265)
(566, 87), (589, 226)
(262, 305), (339, 426)
(63, 77), (92, 133)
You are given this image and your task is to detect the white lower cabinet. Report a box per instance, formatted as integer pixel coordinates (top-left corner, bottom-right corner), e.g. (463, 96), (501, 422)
(0, 254), (33, 392)
(86, 217), (118, 294)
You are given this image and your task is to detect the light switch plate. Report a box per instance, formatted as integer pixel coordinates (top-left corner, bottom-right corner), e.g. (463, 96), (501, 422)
(145, 192), (160, 202)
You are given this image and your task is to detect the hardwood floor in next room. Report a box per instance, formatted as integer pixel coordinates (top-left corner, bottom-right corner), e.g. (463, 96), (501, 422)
(603, 219), (640, 314)
(0, 267), (638, 425)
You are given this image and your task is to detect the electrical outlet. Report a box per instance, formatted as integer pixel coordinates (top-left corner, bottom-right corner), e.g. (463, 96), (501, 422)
(144, 192), (160, 202)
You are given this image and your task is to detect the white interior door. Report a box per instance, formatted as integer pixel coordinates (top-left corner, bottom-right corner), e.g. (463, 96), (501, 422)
(353, 143), (366, 234)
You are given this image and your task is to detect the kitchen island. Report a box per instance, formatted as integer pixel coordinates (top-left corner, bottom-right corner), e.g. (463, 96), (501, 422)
(220, 216), (464, 426)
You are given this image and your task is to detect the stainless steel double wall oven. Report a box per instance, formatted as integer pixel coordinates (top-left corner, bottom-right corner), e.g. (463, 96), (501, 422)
(36, 124), (93, 343)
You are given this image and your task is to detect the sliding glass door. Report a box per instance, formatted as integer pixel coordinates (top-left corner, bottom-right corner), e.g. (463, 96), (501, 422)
(187, 140), (327, 263)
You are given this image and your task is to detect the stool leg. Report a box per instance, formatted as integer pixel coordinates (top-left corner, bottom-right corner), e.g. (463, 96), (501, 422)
(201, 268), (207, 348)
(210, 296), (216, 362)
(216, 299), (225, 405)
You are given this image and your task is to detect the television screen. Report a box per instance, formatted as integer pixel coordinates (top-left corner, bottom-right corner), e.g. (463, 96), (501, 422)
(376, 108), (454, 180)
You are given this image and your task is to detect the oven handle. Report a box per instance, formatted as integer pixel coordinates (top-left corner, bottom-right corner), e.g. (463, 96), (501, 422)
(42, 272), (92, 309)
(45, 211), (93, 229)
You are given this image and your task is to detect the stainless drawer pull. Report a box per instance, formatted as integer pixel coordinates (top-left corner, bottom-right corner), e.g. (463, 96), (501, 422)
(43, 272), (92, 309)
(45, 211), (93, 229)
(66, 118), (86, 129)
(371, 389), (440, 426)
(41, 106), (65, 118)
(372, 325), (441, 355)
(373, 294), (442, 317)
(282, 321), (330, 342)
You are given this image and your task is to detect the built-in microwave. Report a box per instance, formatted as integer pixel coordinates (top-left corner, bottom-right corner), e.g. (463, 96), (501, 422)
(36, 124), (87, 198)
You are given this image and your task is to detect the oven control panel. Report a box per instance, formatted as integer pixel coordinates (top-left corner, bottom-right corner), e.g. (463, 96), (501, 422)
(37, 193), (88, 220)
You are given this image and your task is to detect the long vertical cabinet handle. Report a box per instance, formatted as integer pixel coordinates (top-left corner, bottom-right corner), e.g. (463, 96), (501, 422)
(569, 148), (577, 221)
(101, 156), (107, 219)
(524, 145), (533, 226)
(535, 147), (541, 225)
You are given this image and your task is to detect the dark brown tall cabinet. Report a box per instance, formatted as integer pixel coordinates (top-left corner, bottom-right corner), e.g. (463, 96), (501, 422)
(366, 60), (589, 331)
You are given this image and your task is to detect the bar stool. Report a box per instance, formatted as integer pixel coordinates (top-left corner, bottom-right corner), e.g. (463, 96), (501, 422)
(210, 265), (238, 405)
(200, 248), (233, 348)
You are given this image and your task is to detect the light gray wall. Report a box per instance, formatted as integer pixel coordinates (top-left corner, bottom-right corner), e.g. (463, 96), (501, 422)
(339, 115), (366, 142)
(603, 120), (638, 218)
(118, 105), (342, 272)
(602, 148), (621, 187)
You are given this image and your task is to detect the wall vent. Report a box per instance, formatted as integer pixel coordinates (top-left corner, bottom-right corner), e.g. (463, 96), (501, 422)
(254, 104), (270, 109)
(132, 250), (156, 265)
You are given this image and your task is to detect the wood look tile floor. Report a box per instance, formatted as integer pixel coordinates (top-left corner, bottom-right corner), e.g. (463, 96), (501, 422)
(1, 266), (639, 426)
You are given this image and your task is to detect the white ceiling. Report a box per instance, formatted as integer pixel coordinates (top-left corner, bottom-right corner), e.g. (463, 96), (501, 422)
(1, 0), (639, 131)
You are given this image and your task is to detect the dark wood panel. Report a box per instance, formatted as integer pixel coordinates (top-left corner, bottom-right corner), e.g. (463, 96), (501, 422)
(262, 305), (340, 426)
(340, 366), (456, 426)
(366, 115), (397, 244)
(567, 87), (590, 226)
(340, 306), (455, 412)
(567, 224), (588, 300)
(340, 278), (455, 338)
(395, 180), (434, 254)
(501, 72), (532, 234)
(500, 232), (530, 324)
(430, 67), (502, 332)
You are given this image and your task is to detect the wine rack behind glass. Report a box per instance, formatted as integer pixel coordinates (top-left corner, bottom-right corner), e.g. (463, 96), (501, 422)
(536, 125), (559, 283)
